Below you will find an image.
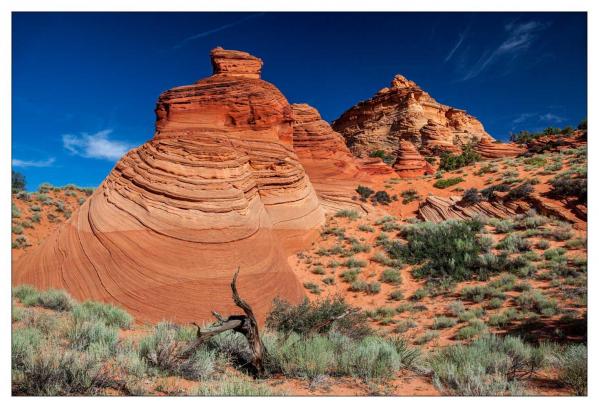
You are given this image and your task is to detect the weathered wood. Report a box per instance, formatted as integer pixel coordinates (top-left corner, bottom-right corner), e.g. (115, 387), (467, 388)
(180, 268), (267, 377)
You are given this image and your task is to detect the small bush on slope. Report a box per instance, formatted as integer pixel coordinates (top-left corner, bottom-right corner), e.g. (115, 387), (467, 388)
(428, 334), (547, 395)
(266, 296), (371, 340)
(13, 285), (74, 312)
(390, 219), (491, 283)
(555, 344), (587, 395)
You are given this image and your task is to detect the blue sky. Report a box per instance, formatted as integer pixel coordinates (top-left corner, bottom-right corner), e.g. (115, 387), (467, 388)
(12, 12), (587, 190)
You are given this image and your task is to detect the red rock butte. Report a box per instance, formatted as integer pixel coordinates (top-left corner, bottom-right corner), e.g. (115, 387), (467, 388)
(332, 74), (494, 159)
(13, 48), (326, 324)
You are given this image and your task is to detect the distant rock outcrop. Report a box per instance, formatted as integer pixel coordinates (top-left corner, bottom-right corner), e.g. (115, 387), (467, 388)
(291, 102), (396, 214)
(14, 48), (326, 324)
(332, 74), (494, 161)
(475, 138), (525, 159)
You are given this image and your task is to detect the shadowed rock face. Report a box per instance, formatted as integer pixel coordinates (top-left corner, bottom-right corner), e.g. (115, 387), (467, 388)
(14, 48), (325, 324)
(332, 74), (494, 160)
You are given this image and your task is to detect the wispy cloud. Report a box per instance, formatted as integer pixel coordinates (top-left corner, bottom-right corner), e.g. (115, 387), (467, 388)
(174, 13), (264, 49)
(539, 113), (566, 123)
(62, 129), (133, 161)
(445, 32), (466, 62)
(512, 113), (535, 125)
(12, 157), (56, 168)
(460, 20), (549, 81)
(511, 112), (567, 129)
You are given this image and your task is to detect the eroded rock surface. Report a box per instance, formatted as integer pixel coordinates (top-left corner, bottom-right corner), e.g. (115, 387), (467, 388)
(332, 74), (494, 160)
(475, 138), (525, 159)
(393, 140), (434, 177)
(291, 102), (396, 214)
(14, 48), (326, 324)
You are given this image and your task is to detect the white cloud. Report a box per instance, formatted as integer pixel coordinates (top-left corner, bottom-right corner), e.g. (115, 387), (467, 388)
(62, 129), (133, 161)
(461, 20), (549, 81)
(12, 157), (56, 168)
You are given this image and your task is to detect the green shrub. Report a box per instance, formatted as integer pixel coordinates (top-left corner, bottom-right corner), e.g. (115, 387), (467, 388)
(415, 330), (439, 345)
(356, 185), (374, 201)
(12, 203), (21, 218)
(358, 224), (375, 233)
(68, 320), (118, 351)
(549, 171), (587, 203)
(380, 268), (402, 285)
(439, 146), (481, 171)
(536, 239), (550, 250)
(433, 177), (464, 189)
(389, 290), (404, 301)
(311, 266), (325, 275)
(343, 257), (367, 268)
(431, 316), (457, 329)
(335, 209), (360, 220)
(193, 377), (285, 396)
(461, 188), (481, 205)
(495, 234), (531, 253)
(340, 268), (361, 283)
(72, 301), (133, 329)
(266, 297), (371, 340)
(429, 334), (546, 395)
(565, 237), (586, 249)
(21, 289), (74, 311)
(555, 344), (587, 395)
(488, 308), (518, 327)
(515, 291), (558, 316)
(401, 189), (420, 204)
(31, 213), (41, 223)
(303, 282), (321, 295)
(396, 219), (488, 283)
(371, 190), (391, 205)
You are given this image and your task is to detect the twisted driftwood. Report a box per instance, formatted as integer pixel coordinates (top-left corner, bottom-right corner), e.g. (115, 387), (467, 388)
(180, 268), (266, 377)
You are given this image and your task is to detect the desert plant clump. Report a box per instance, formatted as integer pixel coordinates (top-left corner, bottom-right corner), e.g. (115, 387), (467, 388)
(438, 145), (481, 171)
(433, 177), (464, 189)
(549, 170), (587, 204)
(428, 334), (547, 395)
(371, 190), (392, 205)
(335, 209), (360, 220)
(266, 296), (371, 340)
(555, 344), (587, 395)
(460, 188), (481, 205)
(394, 219), (490, 283)
(356, 185), (374, 201)
(379, 268), (402, 285)
(400, 189), (420, 204)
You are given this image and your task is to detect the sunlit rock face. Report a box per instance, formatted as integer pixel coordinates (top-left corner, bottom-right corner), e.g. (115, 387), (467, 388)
(332, 74), (494, 160)
(13, 48), (326, 324)
(393, 140), (434, 178)
(475, 138), (526, 159)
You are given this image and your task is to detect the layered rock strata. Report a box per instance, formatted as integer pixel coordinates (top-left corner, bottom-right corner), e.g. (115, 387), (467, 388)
(291, 103), (396, 214)
(332, 74), (494, 160)
(418, 195), (522, 223)
(13, 48), (326, 324)
(393, 140), (434, 177)
(475, 138), (525, 159)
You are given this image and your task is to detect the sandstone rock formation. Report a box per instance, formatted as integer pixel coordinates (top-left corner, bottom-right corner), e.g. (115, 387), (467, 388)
(393, 140), (434, 177)
(475, 138), (525, 159)
(418, 195), (521, 223)
(291, 103), (396, 214)
(332, 74), (494, 161)
(13, 48), (326, 324)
